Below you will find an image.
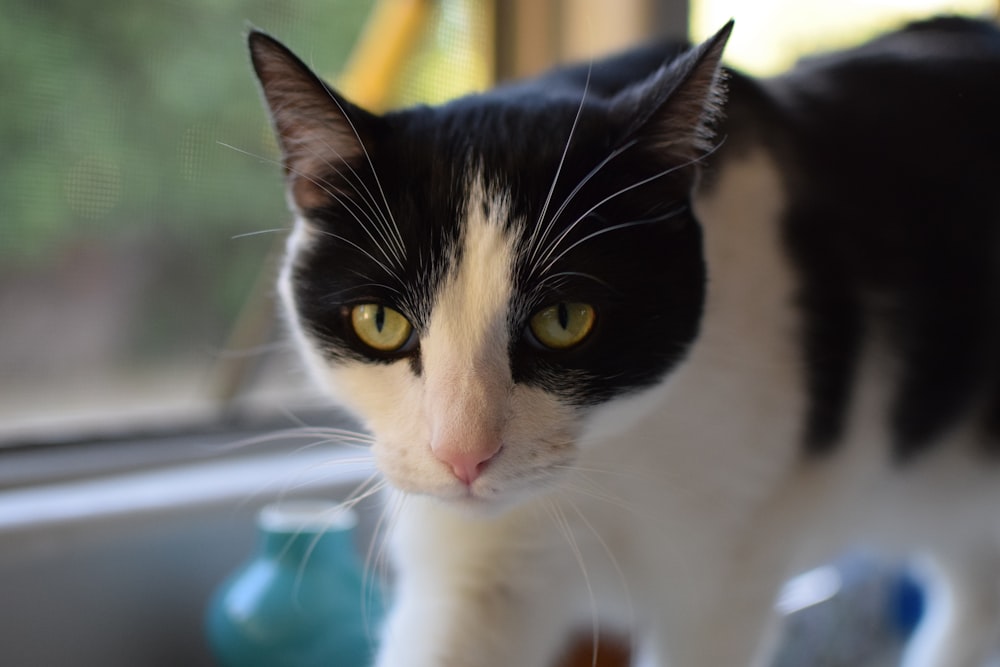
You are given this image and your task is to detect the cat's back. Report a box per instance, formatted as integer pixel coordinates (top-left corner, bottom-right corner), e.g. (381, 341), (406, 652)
(767, 16), (1000, 159)
(729, 17), (1000, 461)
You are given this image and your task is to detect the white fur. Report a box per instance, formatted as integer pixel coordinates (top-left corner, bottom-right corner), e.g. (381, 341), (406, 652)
(283, 177), (583, 507)
(419, 184), (517, 481)
(288, 153), (1000, 666)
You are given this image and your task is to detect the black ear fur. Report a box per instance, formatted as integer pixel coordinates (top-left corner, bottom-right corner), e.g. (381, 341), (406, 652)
(248, 30), (379, 209)
(611, 21), (733, 162)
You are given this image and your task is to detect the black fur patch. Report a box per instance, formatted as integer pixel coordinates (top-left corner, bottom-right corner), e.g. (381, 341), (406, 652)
(253, 27), (728, 406)
(750, 17), (1000, 459)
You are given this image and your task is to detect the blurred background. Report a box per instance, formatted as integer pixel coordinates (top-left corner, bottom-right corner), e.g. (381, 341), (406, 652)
(2, 2), (999, 666)
(1, 0), (996, 447)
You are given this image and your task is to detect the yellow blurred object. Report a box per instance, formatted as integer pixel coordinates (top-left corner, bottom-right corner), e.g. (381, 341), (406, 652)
(336, 0), (432, 111)
(389, 0), (494, 107)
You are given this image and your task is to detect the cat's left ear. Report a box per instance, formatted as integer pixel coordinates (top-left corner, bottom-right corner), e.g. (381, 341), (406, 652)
(611, 21), (733, 163)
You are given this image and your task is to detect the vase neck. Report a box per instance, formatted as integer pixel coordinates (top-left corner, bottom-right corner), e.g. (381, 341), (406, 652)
(260, 527), (354, 565)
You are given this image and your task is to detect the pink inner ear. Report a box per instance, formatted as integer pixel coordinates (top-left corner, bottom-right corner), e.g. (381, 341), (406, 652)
(273, 107), (368, 211)
(290, 170), (330, 211)
(282, 126), (362, 211)
(249, 30), (371, 210)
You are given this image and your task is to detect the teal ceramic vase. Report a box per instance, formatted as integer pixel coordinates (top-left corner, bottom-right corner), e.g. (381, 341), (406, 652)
(206, 501), (382, 667)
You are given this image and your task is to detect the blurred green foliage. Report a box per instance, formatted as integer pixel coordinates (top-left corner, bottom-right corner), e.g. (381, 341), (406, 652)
(0, 0), (374, 365)
(0, 0), (374, 260)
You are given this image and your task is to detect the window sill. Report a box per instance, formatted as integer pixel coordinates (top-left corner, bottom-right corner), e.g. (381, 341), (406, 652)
(0, 433), (376, 667)
(0, 443), (373, 533)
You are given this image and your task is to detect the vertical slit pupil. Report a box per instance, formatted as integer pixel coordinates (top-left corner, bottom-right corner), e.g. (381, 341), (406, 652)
(375, 305), (385, 332)
(557, 303), (569, 329)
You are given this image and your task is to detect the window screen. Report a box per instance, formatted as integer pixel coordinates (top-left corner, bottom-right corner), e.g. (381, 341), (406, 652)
(0, 0), (493, 445)
(0, 0), (377, 440)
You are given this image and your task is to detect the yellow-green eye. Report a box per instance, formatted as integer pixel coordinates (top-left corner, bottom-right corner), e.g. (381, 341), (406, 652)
(350, 304), (413, 352)
(529, 302), (595, 350)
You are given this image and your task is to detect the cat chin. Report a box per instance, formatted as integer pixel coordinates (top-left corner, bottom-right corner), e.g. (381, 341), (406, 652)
(420, 482), (560, 518)
(373, 471), (525, 516)
(427, 491), (526, 518)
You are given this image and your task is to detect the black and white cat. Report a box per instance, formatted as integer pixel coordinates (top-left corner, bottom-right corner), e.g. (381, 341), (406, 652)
(248, 16), (1000, 667)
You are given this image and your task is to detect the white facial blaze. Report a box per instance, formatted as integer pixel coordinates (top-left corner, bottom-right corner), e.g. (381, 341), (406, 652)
(422, 179), (516, 465)
(292, 174), (581, 502)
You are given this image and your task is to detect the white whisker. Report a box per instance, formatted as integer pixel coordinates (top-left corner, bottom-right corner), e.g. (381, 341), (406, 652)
(324, 277), (404, 301)
(528, 62), (593, 267)
(556, 479), (640, 518)
(552, 463), (656, 481)
(287, 492), (382, 605)
(217, 140), (274, 163)
(365, 490), (406, 638)
(535, 146), (718, 276)
(231, 228), (286, 239)
(219, 140), (404, 276)
(296, 137), (407, 269)
(558, 469), (701, 612)
(336, 471), (389, 514)
(531, 139), (637, 261)
(315, 229), (400, 280)
(562, 495), (636, 660)
(533, 271), (617, 293)
(250, 102), (399, 263)
(318, 89), (407, 264)
(218, 426), (375, 454)
(275, 457), (379, 498)
(545, 499), (600, 667)
(540, 218), (669, 277)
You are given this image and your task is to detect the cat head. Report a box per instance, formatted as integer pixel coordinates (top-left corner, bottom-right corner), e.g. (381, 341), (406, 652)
(249, 24), (731, 510)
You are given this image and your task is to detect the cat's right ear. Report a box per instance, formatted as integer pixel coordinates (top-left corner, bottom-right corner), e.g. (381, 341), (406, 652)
(248, 30), (379, 210)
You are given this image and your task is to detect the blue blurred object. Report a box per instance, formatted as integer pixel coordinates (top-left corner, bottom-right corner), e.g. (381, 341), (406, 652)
(206, 502), (383, 667)
(771, 553), (922, 667)
(888, 569), (926, 639)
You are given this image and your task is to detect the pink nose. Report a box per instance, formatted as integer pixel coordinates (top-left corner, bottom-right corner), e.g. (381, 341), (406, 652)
(433, 442), (501, 485)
